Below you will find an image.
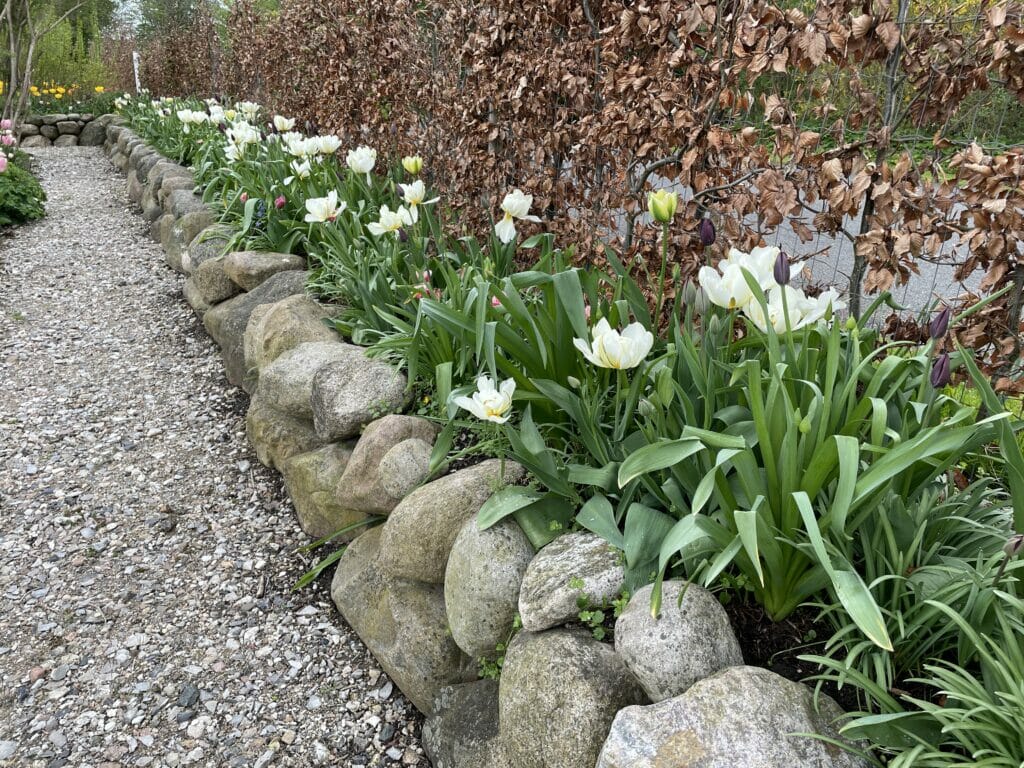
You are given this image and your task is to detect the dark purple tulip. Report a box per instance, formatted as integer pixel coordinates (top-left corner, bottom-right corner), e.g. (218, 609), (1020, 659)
(1005, 534), (1024, 558)
(398, 228), (409, 243)
(699, 214), (716, 246)
(774, 250), (791, 285)
(930, 305), (952, 340)
(216, 122), (227, 133)
(395, 184), (405, 199)
(930, 352), (951, 388)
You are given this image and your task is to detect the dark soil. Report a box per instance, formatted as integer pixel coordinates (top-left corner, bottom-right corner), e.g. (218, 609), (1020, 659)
(724, 598), (862, 712)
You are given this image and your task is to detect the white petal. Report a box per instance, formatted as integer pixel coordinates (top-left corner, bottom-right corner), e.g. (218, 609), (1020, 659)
(494, 218), (517, 244)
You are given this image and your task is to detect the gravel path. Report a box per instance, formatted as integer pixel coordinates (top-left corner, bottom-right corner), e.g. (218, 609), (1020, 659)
(0, 148), (424, 768)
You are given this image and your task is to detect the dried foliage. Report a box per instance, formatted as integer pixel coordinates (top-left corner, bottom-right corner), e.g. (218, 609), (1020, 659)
(135, 0), (1024, 381)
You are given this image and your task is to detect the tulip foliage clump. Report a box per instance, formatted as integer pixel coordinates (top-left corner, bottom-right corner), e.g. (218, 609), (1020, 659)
(121, 94), (1024, 767)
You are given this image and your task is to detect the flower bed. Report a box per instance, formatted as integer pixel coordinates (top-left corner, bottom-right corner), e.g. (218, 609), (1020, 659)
(0, 120), (46, 228)
(103, 95), (1024, 768)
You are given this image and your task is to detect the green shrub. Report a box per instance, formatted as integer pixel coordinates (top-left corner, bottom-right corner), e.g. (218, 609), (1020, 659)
(0, 161), (46, 227)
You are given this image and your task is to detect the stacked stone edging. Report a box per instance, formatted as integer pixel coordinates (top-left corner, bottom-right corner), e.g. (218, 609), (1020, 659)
(99, 120), (872, 768)
(17, 113), (109, 148)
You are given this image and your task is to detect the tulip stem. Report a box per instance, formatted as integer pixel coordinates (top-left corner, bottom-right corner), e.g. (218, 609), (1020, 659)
(654, 224), (669, 333)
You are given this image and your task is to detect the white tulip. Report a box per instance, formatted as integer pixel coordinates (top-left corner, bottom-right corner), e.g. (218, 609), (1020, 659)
(235, 101), (261, 120)
(304, 191), (346, 223)
(453, 376), (516, 424)
(697, 246), (779, 311)
(400, 180), (439, 223)
(494, 188), (541, 244)
(346, 145), (377, 183)
(283, 159), (312, 185)
(316, 135), (342, 155)
(273, 115), (296, 132)
(743, 285), (846, 333)
(573, 318), (654, 370)
(367, 205), (414, 236)
(797, 287), (845, 325)
(176, 109), (208, 133)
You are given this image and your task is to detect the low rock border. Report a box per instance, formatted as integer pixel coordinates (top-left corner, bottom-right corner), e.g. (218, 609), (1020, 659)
(17, 113), (109, 148)
(97, 119), (870, 768)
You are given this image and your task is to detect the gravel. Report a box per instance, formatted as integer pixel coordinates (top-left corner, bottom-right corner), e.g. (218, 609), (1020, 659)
(0, 147), (426, 768)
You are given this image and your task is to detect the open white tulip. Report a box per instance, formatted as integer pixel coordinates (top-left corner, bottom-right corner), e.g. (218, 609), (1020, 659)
(743, 285), (846, 333)
(284, 159), (312, 185)
(176, 109), (208, 133)
(304, 191), (346, 223)
(573, 318), (654, 370)
(698, 245), (781, 311)
(453, 376), (516, 423)
(347, 145), (377, 183)
(797, 287), (845, 324)
(367, 205), (414, 236)
(235, 100), (261, 120)
(316, 135), (342, 155)
(273, 115), (296, 132)
(400, 180), (439, 223)
(494, 188), (541, 244)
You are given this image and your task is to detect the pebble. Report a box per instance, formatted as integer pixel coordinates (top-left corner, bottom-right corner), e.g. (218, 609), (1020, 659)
(0, 148), (426, 765)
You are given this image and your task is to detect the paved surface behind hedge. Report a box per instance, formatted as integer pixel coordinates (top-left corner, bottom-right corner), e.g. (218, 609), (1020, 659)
(0, 148), (425, 768)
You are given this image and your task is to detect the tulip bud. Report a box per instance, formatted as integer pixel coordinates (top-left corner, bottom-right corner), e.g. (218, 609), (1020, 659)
(398, 227), (409, 243)
(217, 122), (227, 133)
(699, 213), (716, 246)
(402, 155), (423, 175)
(567, 376), (581, 389)
(845, 316), (857, 331)
(240, 192), (248, 203)
(682, 281), (697, 306)
(274, 195), (286, 209)
(395, 184), (405, 199)
(930, 305), (952, 340)
(773, 250), (791, 285)
(930, 352), (951, 388)
(1004, 534), (1024, 558)
(647, 189), (678, 224)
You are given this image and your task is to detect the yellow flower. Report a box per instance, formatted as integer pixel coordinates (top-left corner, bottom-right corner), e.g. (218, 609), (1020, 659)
(94, 86), (105, 93)
(402, 155), (423, 175)
(647, 189), (678, 224)
(54, 93), (62, 99)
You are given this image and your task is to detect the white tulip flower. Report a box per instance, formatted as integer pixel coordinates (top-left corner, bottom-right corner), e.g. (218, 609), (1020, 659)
(743, 285), (846, 333)
(176, 109), (208, 133)
(316, 135), (342, 155)
(304, 191), (346, 223)
(697, 246), (780, 311)
(367, 205), (414, 237)
(400, 180), (439, 223)
(453, 376), (516, 424)
(283, 159), (312, 185)
(494, 188), (541, 244)
(273, 115), (296, 132)
(346, 145), (377, 183)
(573, 318), (654, 370)
(235, 101), (261, 120)
(797, 287), (845, 325)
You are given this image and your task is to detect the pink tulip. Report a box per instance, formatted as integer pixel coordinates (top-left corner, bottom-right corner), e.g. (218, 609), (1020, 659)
(274, 195), (286, 209)
(0, 119), (11, 130)
(491, 296), (501, 308)
(240, 192), (248, 203)
(1, 135), (15, 146)
(0, 155), (7, 173)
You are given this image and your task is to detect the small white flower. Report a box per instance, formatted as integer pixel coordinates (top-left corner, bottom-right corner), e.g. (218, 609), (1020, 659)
(573, 318), (654, 370)
(453, 376), (516, 423)
(304, 191), (346, 223)
(494, 188), (541, 244)
(367, 205), (414, 236)
(400, 180), (439, 223)
(346, 145), (376, 182)
(273, 115), (296, 132)
(176, 109), (208, 134)
(283, 159), (312, 185)
(742, 285), (846, 333)
(697, 246), (780, 311)
(235, 101), (261, 120)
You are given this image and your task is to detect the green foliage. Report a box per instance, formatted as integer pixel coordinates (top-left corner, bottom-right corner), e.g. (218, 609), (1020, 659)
(478, 614), (522, 680)
(572, 579), (630, 642)
(31, 0), (113, 94)
(0, 159), (46, 227)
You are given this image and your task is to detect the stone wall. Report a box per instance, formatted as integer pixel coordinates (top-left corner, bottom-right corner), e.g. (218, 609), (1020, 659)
(17, 113), (109, 148)
(97, 120), (871, 768)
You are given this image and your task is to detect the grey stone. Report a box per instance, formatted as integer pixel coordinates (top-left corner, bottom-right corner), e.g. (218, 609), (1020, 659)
(167, 189), (208, 219)
(223, 251), (307, 291)
(56, 120), (79, 135)
(256, 342), (364, 419)
(41, 114), (60, 126)
(182, 224), (234, 273)
(310, 357), (409, 441)
(423, 681), (509, 768)
(331, 527), (475, 713)
(280, 442), (368, 540)
(16, 123), (40, 137)
(378, 438), (434, 500)
(135, 152), (162, 183)
(164, 210), (215, 273)
(337, 415), (439, 515)
(79, 120), (106, 146)
(202, 270), (309, 390)
(156, 178), (196, 209)
(242, 294), (339, 374)
(596, 666), (869, 768)
(126, 170), (144, 205)
(183, 256), (240, 314)
(24, 114), (44, 126)
(378, 460), (525, 584)
(245, 395), (326, 471)
(40, 125), (58, 140)
(444, 518), (534, 659)
(53, 135), (78, 147)
(615, 581), (743, 702)
(500, 629), (647, 768)
(151, 212), (175, 244)
(20, 135), (51, 148)
(518, 532), (625, 632)
(128, 142), (151, 168)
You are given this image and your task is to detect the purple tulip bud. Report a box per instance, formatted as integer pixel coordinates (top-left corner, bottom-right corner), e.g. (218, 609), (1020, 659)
(398, 227), (409, 243)
(774, 250), (791, 285)
(930, 305), (952, 340)
(930, 352), (951, 388)
(699, 214), (716, 246)
(395, 184), (405, 199)
(217, 122), (227, 134)
(1005, 534), (1024, 558)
